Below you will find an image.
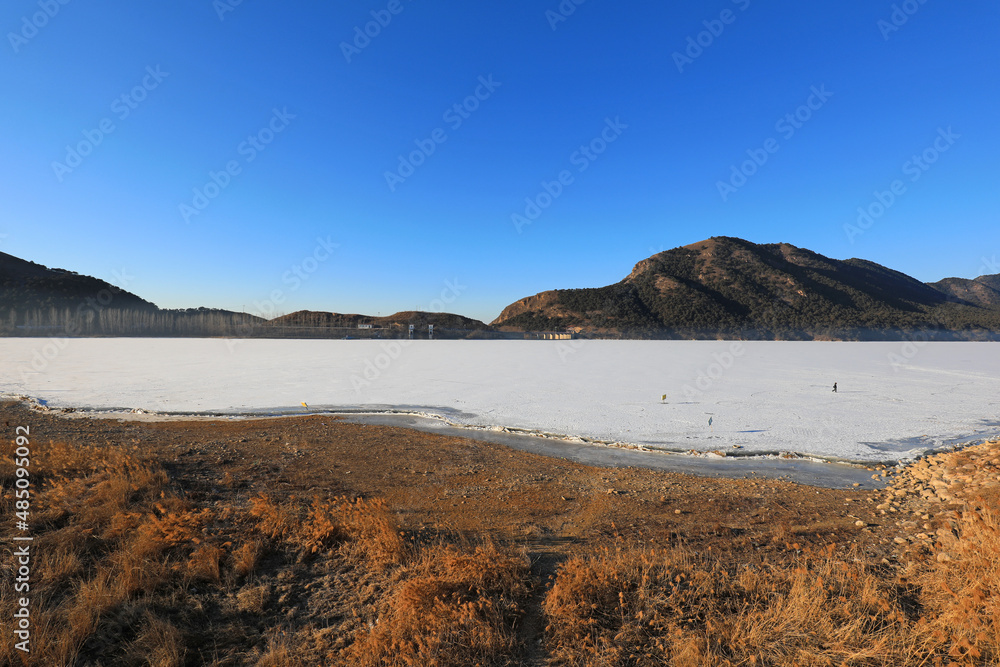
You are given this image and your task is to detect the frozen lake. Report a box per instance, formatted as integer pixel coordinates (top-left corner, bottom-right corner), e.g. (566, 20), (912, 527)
(2, 338), (999, 464)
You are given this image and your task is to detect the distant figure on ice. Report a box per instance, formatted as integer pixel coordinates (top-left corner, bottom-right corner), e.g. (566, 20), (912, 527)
(832, 382), (837, 393)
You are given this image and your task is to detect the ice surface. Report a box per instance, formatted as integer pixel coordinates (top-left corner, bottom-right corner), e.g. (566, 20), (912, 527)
(2, 338), (999, 463)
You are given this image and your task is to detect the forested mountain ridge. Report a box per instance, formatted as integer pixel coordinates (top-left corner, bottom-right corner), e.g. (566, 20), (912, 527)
(4, 242), (999, 340)
(0, 252), (480, 337)
(0, 251), (156, 312)
(492, 237), (1000, 339)
(929, 275), (1000, 308)
(270, 310), (486, 330)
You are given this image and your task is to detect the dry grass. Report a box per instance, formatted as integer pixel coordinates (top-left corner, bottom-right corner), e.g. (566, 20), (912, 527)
(2, 432), (998, 665)
(542, 535), (1000, 666)
(338, 540), (531, 666)
(0, 438), (531, 665)
(543, 541), (923, 666)
(543, 494), (1000, 666)
(906, 498), (1000, 665)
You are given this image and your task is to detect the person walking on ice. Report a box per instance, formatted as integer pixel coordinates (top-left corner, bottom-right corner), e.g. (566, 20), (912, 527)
(832, 382), (837, 393)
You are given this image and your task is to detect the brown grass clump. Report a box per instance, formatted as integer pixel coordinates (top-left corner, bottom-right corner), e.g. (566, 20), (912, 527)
(247, 493), (407, 565)
(540, 440), (1000, 667)
(230, 538), (266, 578)
(127, 613), (187, 667)
(543, 541), (921, 666)
(907, 500), (1000, 664)
(0, 440), (199, 665)
(340, 540), (531, 667)
(0, 435), (529, 665)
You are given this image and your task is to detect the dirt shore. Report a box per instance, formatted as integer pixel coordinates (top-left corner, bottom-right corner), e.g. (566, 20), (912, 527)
(4, 401), (891, 558)
(4, 399), (934, 665)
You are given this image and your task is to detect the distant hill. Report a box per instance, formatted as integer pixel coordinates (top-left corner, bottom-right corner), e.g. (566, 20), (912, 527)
(928, 275), (1000, 308)
(268, 310), (487, 330)
(5, 244), (999, 340)
(0, 252), (483, 338)
(493, 237), (1000, 339)
(0, 251), (157, 312)
(0, 252), (259, 336)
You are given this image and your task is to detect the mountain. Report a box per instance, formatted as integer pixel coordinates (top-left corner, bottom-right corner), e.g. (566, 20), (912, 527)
(928, 275), (1000, 308)
(493, 237), (1000, 339)
(5, 244), (999, 340)
(0, 252), (482, 338)
(0, 251), (157, 312)
(268, 310), (487, 330)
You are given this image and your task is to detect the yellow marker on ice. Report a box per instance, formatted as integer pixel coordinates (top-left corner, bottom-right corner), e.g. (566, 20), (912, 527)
(301, 402), (308, 409)
(661, 394), (666, 403)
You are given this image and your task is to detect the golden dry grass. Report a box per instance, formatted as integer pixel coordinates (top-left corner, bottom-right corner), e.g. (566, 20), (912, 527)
(0, 438), (531, 665)
(542, 462), (1000, 666)
(337, 541), (531, 666)
(2, 433), (998, 665)
(906, 498), (1000, 665)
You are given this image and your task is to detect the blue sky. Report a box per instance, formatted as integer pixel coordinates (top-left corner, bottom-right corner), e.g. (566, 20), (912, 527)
(2, 1), (997, 323)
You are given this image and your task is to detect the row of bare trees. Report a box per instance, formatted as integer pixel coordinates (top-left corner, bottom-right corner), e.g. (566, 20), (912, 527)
(1, 308), (263, 337)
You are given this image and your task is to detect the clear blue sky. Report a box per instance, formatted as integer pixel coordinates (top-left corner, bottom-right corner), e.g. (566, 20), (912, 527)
(2, 1), (997, 323)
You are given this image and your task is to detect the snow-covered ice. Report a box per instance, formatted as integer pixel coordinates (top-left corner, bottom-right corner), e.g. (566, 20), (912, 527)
(2, 338), (999, 464)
